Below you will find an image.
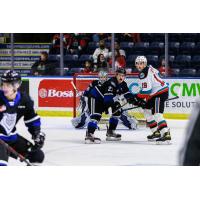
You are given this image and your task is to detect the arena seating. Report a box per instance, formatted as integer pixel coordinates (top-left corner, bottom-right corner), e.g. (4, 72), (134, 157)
(1, 33), (200, 77)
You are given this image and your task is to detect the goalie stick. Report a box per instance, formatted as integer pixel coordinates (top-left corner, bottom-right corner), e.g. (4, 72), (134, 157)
(0, 139), (33, 166)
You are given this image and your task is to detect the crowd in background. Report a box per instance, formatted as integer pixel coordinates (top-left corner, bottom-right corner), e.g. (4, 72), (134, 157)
(31, 33), (161, 76)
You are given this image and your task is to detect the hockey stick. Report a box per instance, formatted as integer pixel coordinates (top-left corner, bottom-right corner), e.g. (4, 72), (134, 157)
(0, 139), (33, 166)
(112, 102), (129, 115)
(121, 96), (180, 112)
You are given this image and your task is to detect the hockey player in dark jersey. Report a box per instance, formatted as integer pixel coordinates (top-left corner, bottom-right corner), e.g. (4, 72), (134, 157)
(71, 71), (138, 130)
(0, 70), (45, 166)
(85, 68), (145, 144)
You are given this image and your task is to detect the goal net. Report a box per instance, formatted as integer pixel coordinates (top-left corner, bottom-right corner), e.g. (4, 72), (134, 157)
(72, 72), (146, 125)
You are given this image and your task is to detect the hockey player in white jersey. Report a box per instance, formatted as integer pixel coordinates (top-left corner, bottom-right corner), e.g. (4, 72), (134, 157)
(135, 56), (171, 143)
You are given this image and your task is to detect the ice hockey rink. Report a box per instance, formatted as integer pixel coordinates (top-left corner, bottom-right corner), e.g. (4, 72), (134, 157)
(9, 117), (188, 166)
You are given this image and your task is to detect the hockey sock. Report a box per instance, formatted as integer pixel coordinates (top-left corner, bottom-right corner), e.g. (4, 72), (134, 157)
(154, 113), (169, 135)
(87, 120), (98, 134)
(109, 117), (119, 130)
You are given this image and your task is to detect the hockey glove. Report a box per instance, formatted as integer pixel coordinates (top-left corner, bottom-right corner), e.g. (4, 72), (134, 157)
(32, 132), (45, 150)
(127, 95), (146, 109)
(113, 101), (122, 116)
(137, 98), (146, 109)
(127, 95), (140, 105)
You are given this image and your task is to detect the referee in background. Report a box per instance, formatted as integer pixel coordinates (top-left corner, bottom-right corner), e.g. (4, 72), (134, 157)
(180, 98), (200, 166)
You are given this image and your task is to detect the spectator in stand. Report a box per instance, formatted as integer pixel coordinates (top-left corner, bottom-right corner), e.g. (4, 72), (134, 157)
(116, 33), (141, 43)
(92, 40), (109, 65)
(70, 33), (89, 55)
(49, 33), (89, 55)
(82, 60), (93, 73)
(94, 54), (109, 72)
(108, 41), (126, 69)
(49, 33), (74, 55)
(158, 58), (172, 77)
(31, 51), (56, 76)
(92, 33), (111, 43)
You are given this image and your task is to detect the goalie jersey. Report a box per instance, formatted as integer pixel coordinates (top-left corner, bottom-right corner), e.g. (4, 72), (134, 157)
(0, 90), (41, 142)
(137, 65), (168, 99)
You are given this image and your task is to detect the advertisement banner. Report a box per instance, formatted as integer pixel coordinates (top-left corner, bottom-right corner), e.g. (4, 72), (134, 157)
(0, 44), (50, 49)
(0, 49), (49, 56)
(38, 79), (92, 108)
(0, 61), (34, 68)
(27, 77), (200, 117)
(127, 78), (200, 114)
(0, 56), (39, 61)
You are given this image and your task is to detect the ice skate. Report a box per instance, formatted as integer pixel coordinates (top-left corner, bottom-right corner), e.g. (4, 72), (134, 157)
(85, 131), (101, 144)
(106, 129), (121, 141)
(147, 131), (161, 141)
(156, 132), (171, 145)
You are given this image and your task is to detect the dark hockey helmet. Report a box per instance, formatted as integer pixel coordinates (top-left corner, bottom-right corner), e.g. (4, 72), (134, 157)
(1, 70), (21, 85)
(116, 68), (126, 75)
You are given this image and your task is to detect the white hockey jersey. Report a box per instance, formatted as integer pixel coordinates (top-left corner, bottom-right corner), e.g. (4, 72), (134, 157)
(137, 65), (168, 99)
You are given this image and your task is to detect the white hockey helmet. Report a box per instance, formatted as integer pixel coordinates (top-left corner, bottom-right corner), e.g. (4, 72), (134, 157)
(135, 56), (147, 65)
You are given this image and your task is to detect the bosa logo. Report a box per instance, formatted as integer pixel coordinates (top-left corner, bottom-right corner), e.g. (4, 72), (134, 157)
(38, 79), (74, 107)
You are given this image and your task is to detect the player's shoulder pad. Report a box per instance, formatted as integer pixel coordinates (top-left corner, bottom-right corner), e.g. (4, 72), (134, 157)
(139, 66), (149, 79)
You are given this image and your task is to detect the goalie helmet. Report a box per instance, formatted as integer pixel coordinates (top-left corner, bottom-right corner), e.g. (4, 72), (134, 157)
(135, 56), (147, 65)
(98, 70), (108, 84)
(1, 70), (21, 85)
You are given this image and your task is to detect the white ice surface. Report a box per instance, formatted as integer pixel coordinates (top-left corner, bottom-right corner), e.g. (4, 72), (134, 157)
(9, 117), (188, 166)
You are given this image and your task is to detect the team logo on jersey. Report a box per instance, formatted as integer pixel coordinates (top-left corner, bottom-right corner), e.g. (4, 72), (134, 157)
(139, 73), (145, 79)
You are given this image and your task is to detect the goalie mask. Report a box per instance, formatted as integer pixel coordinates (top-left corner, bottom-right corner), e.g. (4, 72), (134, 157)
(98, 71), (108, 84)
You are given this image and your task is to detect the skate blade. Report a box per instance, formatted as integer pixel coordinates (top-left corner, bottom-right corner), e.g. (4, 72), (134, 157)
(156, 140), (172, 145)
(106, 137), (121, 141)
(85, 139), (101, 144)
(147, 138), (158, 142)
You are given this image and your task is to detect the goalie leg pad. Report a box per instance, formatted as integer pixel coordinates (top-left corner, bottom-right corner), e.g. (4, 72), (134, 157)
(71, 112), (90, 129)
(120, 111), (138, 130)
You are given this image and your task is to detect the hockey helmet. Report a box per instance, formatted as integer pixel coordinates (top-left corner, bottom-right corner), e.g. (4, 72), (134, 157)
(1, 70), (21, 85)
(135, 56), (147, 65)
(116, 68), (126, 75)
